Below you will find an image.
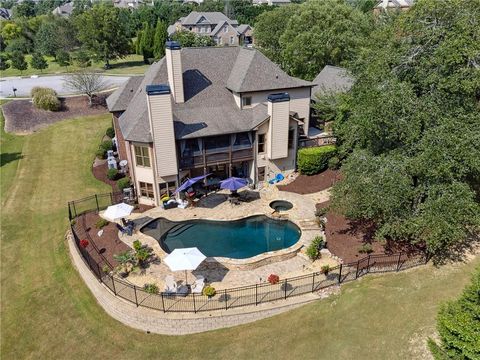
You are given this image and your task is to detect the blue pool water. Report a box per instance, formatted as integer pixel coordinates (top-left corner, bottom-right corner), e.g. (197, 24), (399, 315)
(141, 215), (301, 259)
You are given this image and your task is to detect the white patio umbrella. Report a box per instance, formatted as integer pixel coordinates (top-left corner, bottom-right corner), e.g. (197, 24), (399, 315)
(163, 247), (206, 285)
(103, 202), (134, 221)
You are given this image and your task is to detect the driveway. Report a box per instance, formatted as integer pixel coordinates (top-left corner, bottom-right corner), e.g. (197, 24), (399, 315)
(0, 74), (130, 98)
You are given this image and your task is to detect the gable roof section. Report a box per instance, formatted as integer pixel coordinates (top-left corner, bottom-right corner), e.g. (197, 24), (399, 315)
(311, 65), (354, 100)
(227, 48), (312, 93)
(181, 12), (231, 25)
(237, 24), (251, 34)
(107, 76), (144, 112)
(375, 0), (414, 9)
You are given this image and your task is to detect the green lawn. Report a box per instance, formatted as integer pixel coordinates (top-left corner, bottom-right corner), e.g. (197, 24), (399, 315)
(1, 114), (478, 359)
(1, 54), (149, 77)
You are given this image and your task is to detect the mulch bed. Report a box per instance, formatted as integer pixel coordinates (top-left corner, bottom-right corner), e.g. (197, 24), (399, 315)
(317, 201), (387, 263)
(277, 169), (341, 194)
(3, 94), (110, 134)
(82, 212), (130, 268)
(92, 161), (120, 192)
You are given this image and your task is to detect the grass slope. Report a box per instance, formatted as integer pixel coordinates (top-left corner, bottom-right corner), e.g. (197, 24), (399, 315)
(1, 115), (478, 359)
(1, 54), (148, 77)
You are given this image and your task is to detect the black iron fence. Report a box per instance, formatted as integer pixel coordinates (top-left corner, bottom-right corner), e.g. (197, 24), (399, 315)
(298, 136), (336, 148)
(68, 192), (427, 313)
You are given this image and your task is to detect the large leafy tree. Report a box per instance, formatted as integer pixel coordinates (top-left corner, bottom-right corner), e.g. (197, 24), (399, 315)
(331, 0), (480, 261)
(279, 0), (372, 80)
(10, 50), (27, 73)
(75, 4), (131, 68)
(171, 31), (215, 48)
(30, 51), (48, 72)
(428, 267), (480, 359)
(35, 17), (77, 57)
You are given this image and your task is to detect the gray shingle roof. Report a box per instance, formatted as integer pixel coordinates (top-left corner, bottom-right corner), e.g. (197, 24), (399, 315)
(236, 24), (251, 35)
(311, 65), (354, 100)
(117, 47), (311, 142)
(227, 49), (312, 92)
(181, 12), (231, 25)
(107, 76), (144, 112)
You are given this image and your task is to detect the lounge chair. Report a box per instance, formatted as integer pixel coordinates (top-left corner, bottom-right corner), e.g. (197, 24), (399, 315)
(163, 275), (177, 294)
(190, 275), (205, 294)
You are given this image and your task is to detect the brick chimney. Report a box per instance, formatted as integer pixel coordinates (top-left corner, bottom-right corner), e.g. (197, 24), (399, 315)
(145, 84), (178, 177)
(165, 41), (185, 104)
(267, 93), (290, 160)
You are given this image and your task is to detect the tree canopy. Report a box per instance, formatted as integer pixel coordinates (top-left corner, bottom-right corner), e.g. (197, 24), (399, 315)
(331, 0), (480, 261)
(171, 30), (215, 48)
(75, 4), (131, 67)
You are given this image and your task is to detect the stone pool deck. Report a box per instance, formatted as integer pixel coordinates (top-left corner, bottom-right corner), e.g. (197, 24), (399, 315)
(103, 185), (337, 291)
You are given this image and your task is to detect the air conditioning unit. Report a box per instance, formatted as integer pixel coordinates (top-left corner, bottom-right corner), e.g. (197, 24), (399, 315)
(119, 160), (128, 174)
(107, 158), (117, 170)
(107, 150), (114, 159)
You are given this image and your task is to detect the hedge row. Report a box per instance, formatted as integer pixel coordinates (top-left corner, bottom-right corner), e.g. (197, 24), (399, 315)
(297, 145), (336, 175)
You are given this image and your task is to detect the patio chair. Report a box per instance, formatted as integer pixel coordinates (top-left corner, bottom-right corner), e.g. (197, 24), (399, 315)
(190, 275), (205, 294)
(115, 223), (128, 235)
(163, 275), (177, 294)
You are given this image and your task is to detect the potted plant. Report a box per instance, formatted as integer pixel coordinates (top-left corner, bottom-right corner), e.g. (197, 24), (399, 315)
(321, 265), (331, 275)
(79, 239), (89, 248)
(143, 283), (159, 294)
(203, 285), (216, 298)
(267, 274), (280, 285)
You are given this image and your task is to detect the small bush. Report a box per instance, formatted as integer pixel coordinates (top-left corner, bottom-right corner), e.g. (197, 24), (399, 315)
(33, 93), (61, 111)
(315, 207), (327, 218)
(358, 243), (373, 254)
(100, 140), (113, 151)
(328, 156), (340, 170)
(321, 265), (331, 275)
(133, 240), (142, 251)
(143, 283), (159, 294)
(203, 285), (216, 297)
(31, 86), (56, 98)
(102, 265), (110, 274)
(95, 218), (109, 229)
(106, 127), (115, 139)
(96, 147), (107, 159)
(297, 145), (336, 175)
(117, 177), (131, 190)
(267, 274), (280, 284)
(70, 219), (76, 226)
(107, 168), (118, 180)
(306, 236), (325, 260)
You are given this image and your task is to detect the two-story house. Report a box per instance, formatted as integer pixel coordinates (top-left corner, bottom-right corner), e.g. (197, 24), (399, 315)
(167, 12), (253, 46)
(107, 42), (313, 206)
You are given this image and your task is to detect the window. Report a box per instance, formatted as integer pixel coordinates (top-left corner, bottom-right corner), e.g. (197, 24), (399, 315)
(200, 26), (205, 33)
(134, 145), (150, 167)
(224, 26), (228, 33)
(229, 36), (234, 45)
(139, 182), (154, 199)
(288, 128), (295, 149)
(204, 135), (230, 153)
(258, 133), (266, 153)
(258, 166), (265, 181)
(233, 132), (252, 149)
(159, 181), (176, 199)
(242, 96), (252, 108)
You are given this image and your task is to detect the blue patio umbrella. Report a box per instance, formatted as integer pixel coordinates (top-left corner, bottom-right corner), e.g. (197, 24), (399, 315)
(219, 177), (248, 192)
(174, 174), (211, 194)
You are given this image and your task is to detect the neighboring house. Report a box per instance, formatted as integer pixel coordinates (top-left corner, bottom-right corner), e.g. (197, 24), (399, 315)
(167, 12), (253, 46)
(52, 2), (73, 17)
(0, 8), (12, 20)
(253, 0), (291, 5)
(113, 0), (151, 9)
(107, 42), (313, 206)
(374, 0), (414, 13)
(311, 65), (354, 101)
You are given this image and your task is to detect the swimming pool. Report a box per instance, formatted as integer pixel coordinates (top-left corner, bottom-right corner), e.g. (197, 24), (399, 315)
(141, 215), (301, 259)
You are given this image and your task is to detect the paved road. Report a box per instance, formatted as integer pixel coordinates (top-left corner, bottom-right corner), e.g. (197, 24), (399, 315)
(0, 75), (130, 98)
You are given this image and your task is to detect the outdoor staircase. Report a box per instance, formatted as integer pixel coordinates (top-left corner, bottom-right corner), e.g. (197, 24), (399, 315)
(298, 219), (321, 231)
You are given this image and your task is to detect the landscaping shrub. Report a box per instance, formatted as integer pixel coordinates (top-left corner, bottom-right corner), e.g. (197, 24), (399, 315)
(267, 274), (280, 284)
(306, 236), (325, 260)
(100, 140), (113, 151)
(117, 177), (131, 190)
(106, 127), (115, 139)
(96, 147), (107, 159)
(30, 86), (56, 98)
(133, 240), (142, 251)
(328, 156), (341, 170)
(321, 265), (331, 275)
(95, 218), (109, 229)
(107, 168), (118, 180)
(32, 93), (61, 111)
(358, 243), (373, 254)
(102, 265), (110, 274)
(297, 145), (336, 175)
(143, 283), (159, 294)
(203, 285), (216, 297)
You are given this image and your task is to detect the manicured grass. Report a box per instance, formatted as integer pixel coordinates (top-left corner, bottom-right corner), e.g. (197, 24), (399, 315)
(1, 115), (478, 359)
(1, 54), (148, 77)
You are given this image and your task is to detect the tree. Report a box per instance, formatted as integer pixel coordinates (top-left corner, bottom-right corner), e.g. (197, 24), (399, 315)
(253, 5), (297, 65)
(138, 22), (154, 63)
(279, 0), (372, 80)
(75, 4), (131, 68)
(5, 36), (33, 53)
(152, 20), (167, 59)
(0, 53), (10, 71)
(428, 267), (480, 359)
(30, 52), (48, 72)
(13, 0), (36, 18)
(171, 31), (215, 48)
(10, 51), (27, 73)
(64, 71), (108, 107)
(34, 21), (58, 57)
(73, 50), (91, 68)
(56, 50), (70, 70)
(331, 0), (480, 261)
(0, 22), (22, 42)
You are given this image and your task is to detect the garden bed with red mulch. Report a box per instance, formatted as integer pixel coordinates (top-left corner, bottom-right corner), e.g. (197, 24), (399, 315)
(317, 201), (386, 263)
(277, 169), (341, 194)
(3, 94), (110, 134)
(92, 161), (120, 192)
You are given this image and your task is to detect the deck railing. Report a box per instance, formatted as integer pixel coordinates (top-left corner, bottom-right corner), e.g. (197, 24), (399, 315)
(68, 192), (427, 313)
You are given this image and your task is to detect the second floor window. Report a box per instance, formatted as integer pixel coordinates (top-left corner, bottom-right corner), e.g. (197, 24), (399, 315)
(224, 26), (228, 33)
(139, 182), (154, 199)
(229, 36), (234, 44)
(134, 145), (150, 167)
(242, 96), (252, 108)
(258, 133), (266, 153)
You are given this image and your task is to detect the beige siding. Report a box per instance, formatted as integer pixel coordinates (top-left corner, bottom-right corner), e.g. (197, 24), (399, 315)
(267, 100), (289, 159)
(166, 48), (185, 103)
(147, 94), (179, 178)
